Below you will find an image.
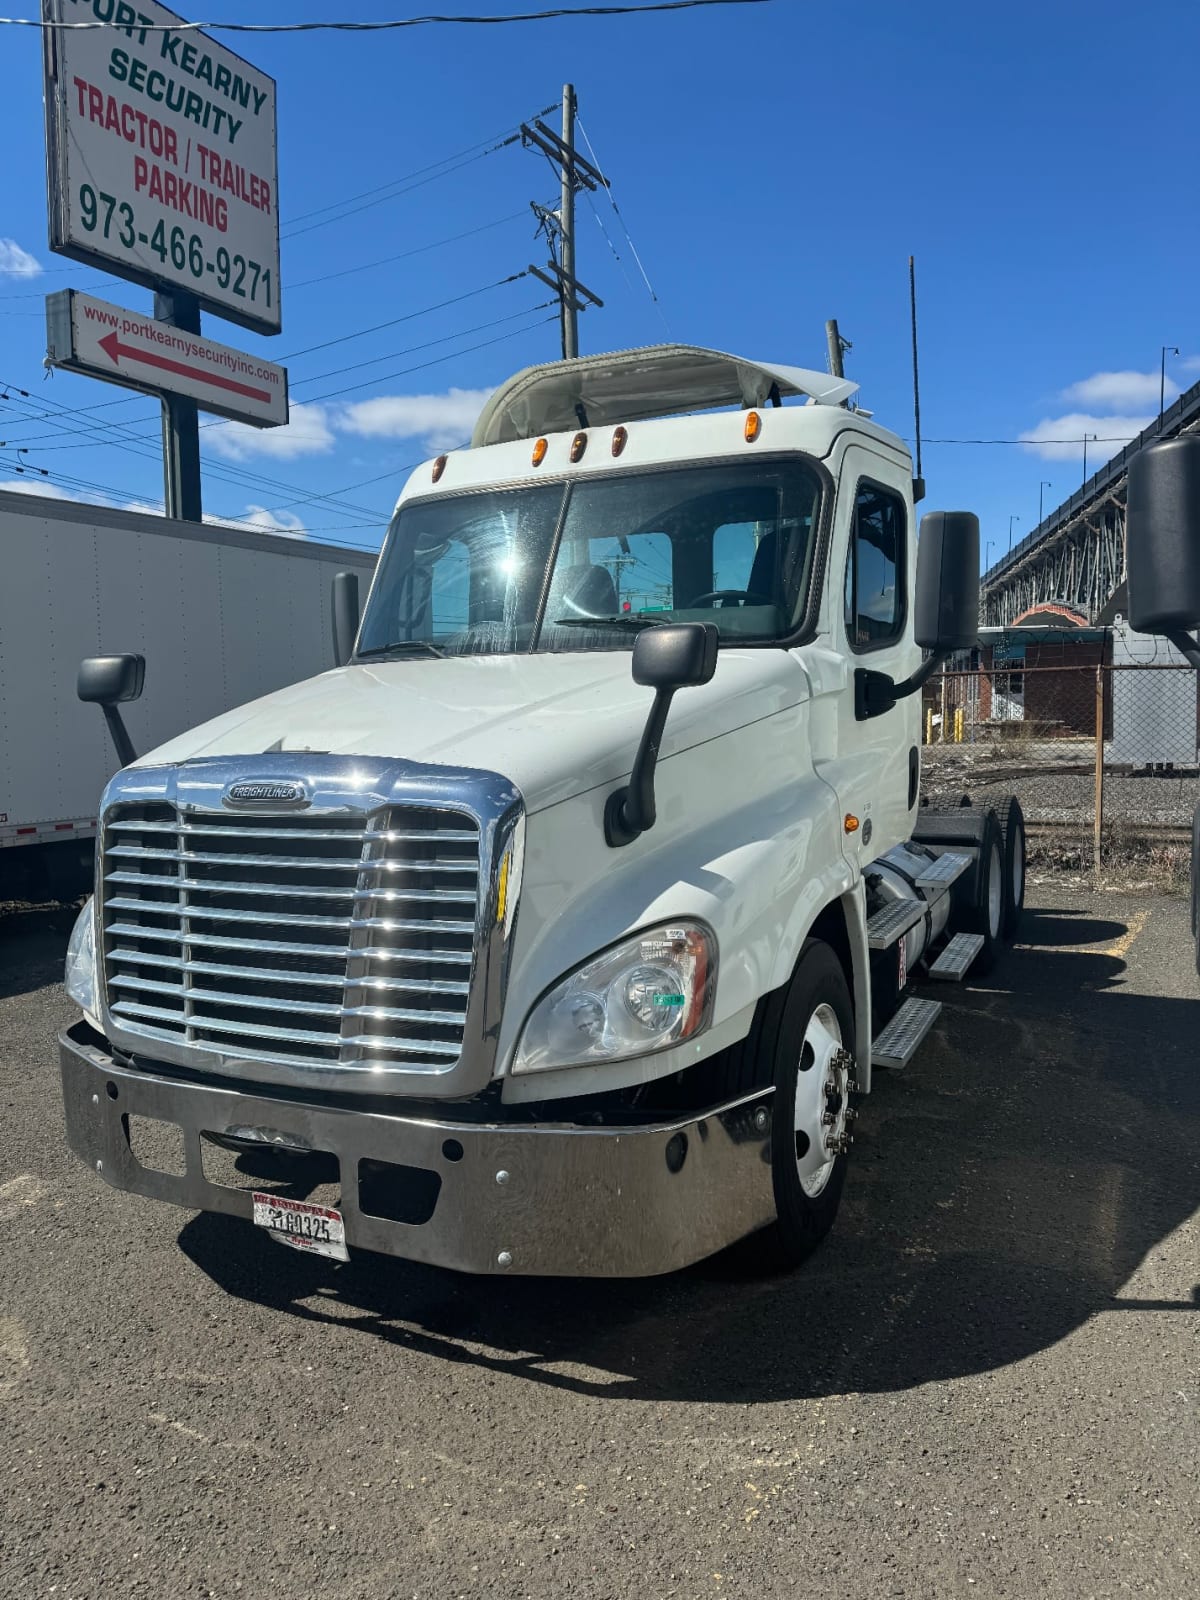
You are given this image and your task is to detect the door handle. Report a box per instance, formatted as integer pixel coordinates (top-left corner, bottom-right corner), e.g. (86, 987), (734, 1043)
(908, 745), (920, 809)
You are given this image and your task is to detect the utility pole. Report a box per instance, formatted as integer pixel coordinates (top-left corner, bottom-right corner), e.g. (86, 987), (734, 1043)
(522, 85), (605, 362)
(825, 318), (850, 379)
(560, 84), (578, 359)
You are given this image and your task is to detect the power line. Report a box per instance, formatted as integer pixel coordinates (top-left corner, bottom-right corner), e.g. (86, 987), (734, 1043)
(283, 275), (528, 360)
(6, 3), (773, 33)
(288, 210), (529, 291)
(576, 113), (666, 328)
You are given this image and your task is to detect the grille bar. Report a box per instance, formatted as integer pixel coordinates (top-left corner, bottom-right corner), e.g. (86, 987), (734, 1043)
(109, 1000), (464, 1057)
(101, 798), (483, 1074)
(106, 844), (480, 874)
(106, 819), (477, 843)
(108, 946), (471, 996)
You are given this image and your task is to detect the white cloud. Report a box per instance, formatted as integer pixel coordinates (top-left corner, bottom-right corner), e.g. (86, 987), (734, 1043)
(338, 387), (491, 452)
(1019, 412), (1151, 464)
(1059, 370), (1175, 411)
(207, 504), (308, 539)
(205, 402), (335, 461)
(0, 477), (73, 499)
(1179, 354), (1200, 375)
(0, 239), (42, 278)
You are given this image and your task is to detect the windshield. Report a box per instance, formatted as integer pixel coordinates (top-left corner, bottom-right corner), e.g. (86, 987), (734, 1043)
(356, 459), (823, 658)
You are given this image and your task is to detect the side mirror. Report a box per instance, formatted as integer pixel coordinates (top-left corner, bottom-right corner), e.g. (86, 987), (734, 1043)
(77, 653), (144, 706)
(1126, 438), (1200, 664)
(331, 571), (361, 667)
(605, 622), (719, 848)
(78, 653), (144, 769)
(914, 511), (980, 653)
(855, 511), (979, 721)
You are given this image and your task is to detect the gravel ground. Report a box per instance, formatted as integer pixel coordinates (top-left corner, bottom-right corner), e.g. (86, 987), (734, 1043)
(923, 745), (1200, 830)
(1, 887), (1198, 1599)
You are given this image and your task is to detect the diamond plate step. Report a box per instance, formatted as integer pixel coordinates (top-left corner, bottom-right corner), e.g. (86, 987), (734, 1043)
(928, 931), (985, 981)
(866, 898), (925, 950)
(872, 996), (942, 1070)
(914, 850), (971, 890)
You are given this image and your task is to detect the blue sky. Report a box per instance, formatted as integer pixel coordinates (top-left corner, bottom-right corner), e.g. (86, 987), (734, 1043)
(2, 0), (1197, 568)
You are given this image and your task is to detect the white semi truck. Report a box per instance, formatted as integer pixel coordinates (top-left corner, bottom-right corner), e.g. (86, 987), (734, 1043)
(59, 345), (1027, 1275)
(0, 489), (377, 898)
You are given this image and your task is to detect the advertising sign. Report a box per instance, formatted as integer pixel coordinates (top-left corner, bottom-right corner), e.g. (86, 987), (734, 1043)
(46, 289), (288, 426)
(42, 0), (281, 334)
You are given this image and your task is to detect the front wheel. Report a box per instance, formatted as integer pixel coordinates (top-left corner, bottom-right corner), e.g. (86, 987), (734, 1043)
(754, 939), (858, 1270)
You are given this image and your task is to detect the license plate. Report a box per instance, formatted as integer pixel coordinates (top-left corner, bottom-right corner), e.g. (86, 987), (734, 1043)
(251, 1192), (348, 1262)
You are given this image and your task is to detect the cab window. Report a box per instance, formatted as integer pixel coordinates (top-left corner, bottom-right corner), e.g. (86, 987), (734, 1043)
(845, 483), (906, 648)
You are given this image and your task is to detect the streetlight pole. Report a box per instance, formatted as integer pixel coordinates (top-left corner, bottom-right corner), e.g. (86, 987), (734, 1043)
(1008, 514), (1019, 554)
(1039, 481), (1052, 529)
(1161, 346), (1179, 424)
(1082, 433), (1097, 484)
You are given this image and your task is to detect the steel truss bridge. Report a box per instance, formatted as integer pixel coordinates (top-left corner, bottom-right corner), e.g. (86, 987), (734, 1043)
(980, 376), (1200, 627)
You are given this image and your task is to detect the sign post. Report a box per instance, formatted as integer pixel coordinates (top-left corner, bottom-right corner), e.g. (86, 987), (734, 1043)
(41, 0), (284, 518)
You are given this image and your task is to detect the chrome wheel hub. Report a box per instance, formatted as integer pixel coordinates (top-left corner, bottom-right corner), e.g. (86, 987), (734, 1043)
(794, 1002), (857, 1198)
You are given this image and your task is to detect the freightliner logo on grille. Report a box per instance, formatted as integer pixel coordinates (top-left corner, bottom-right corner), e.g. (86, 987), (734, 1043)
(223, 780), (309, 807)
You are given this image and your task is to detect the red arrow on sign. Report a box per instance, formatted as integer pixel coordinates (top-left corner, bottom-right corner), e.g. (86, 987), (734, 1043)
(97, 331), (272, 405)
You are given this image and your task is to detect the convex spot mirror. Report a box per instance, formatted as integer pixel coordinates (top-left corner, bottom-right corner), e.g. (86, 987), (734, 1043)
(914, 511), (980, 654)
(77, 653), (145, 706)
(1126, 437), (1200, 635)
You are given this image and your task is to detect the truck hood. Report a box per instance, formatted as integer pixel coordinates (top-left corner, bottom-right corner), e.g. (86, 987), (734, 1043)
(137, 650), (810, 813)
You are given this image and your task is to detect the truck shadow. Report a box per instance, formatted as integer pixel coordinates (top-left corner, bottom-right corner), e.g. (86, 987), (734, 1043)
(179, 905), (1199, 1404)
(0, 902), (81, 1001)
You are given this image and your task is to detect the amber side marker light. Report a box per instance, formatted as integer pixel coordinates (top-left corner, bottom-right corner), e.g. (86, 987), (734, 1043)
(744, 411), (762, 442)
(531, 438), (548, 466)
(431, 454), (448, 483)
(844, 814), (860, 834)
(570, 431), (588, 463)
(611, 426), (628, 457)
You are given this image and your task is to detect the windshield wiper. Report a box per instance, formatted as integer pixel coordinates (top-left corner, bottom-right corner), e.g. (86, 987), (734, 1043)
(551, 614), (667, 631)
(355, 640), (446, 659)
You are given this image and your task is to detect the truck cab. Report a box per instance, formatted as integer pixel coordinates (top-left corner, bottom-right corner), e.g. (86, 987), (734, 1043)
(61, 344), (985, 1276)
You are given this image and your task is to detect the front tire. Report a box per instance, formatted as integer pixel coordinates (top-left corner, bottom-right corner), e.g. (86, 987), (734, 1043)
(755, 940), (857, 1270)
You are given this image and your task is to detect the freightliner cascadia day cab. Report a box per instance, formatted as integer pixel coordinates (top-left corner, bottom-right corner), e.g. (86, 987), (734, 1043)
(60, 345), (1027, 1276)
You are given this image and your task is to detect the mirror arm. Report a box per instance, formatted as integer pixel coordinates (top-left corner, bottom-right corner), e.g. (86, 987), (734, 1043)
(604, 686), (676, 848)
(101, 705), (137, 768)
(855, 651), (948, 722)
(1166, 628), (1200, 672)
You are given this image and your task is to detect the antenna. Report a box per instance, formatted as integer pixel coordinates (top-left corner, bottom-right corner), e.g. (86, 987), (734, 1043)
(909, 255), (925, 503)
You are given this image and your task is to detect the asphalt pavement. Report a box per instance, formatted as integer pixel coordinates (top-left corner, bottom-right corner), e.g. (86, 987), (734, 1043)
(1, 884), (1197, 1599)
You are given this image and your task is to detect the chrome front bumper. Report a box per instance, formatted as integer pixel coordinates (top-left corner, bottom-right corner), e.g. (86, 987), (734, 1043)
(60, 1025), (776, 1277)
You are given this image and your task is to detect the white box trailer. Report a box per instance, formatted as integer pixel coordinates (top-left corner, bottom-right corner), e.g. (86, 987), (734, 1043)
(0, 489), (377, 893)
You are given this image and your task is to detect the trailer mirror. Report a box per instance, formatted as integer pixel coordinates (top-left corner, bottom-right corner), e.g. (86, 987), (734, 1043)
(1126, 438), (1200, 638)
(331, 571), (361, 667)
(605, 622), (719, 847)
(77, 654), (144, 770)
(77, 654), (144, 706)
(914, 511), (980, 653)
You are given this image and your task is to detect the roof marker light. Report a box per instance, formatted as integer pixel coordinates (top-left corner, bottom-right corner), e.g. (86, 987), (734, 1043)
(531, 438), (548, 466)
(570, 431), (588, 463)
(431, 454), (448, 483)
(744, 411), (762, 443)
(611, 426), (628, 457)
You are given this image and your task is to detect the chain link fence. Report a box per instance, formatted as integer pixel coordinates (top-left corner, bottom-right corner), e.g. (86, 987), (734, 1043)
(921, 634), (1199, 881)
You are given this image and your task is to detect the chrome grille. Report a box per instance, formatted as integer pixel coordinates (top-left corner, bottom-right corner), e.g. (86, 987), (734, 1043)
(100, 802), (482, 1074)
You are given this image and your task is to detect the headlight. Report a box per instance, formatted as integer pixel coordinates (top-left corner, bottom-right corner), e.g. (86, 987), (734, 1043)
(512, 921), (716, 1074)
(65, 897), (100, 1022)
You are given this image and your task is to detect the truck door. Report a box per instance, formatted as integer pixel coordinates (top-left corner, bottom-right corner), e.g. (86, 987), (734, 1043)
(829, 448), (921, 860)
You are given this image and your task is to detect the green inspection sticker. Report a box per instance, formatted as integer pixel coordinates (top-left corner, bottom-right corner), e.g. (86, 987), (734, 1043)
(654, 994), (685, 1006)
